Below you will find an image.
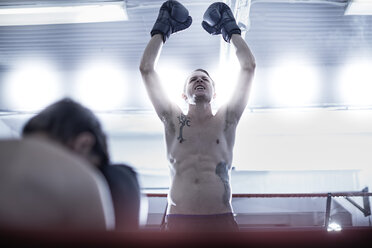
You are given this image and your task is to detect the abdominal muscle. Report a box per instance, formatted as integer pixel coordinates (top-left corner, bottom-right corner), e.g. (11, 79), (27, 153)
(167, 159), (233, 215)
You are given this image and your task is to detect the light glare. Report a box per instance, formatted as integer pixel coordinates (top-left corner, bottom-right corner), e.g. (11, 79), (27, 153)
(213, 56), (239, 107)
(74, 62), (127, 111)
(327, 222), (342, 232)
(269, 63), (319, 107)
(157, 63), (188, 108)
(4, 61), (62, 111)
(340, 61), (372, 106)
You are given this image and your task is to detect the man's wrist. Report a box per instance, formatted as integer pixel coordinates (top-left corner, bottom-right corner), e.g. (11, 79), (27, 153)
(152, 33), (164, 40)
(230, 33), (241, 42)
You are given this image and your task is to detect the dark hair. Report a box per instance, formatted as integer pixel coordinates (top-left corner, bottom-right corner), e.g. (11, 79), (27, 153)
(194, 68), (211, 78)
(184, 69), (215, 93)
(22, 98), (109, 166)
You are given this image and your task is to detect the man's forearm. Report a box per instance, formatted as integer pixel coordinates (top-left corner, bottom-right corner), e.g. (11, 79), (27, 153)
(139, 34), (163, 73)
(231, 34), (256, 71)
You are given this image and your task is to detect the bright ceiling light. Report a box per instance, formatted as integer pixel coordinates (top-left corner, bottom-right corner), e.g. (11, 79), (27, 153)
(269, 63), (319, 107)
(3, 61), (63, 111)
(0, 1), (127, 26)
(327, 222), (342, 232)
(74, 61), (127, 111)
(339, 60), (372, 106)
(345, 0), (372, 15)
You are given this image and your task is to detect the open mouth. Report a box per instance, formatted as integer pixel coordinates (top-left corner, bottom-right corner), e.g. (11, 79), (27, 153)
(194, 85), (205, 90)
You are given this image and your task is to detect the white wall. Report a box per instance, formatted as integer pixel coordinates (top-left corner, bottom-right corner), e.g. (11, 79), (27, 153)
(104, 108), (372, 193)
(105, 109), (372, 172)
(1, 108), (372, 192)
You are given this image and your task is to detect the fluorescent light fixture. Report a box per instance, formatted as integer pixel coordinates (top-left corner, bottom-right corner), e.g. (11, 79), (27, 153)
(345, 0), (372, 15)
(0, 1), (128, 26)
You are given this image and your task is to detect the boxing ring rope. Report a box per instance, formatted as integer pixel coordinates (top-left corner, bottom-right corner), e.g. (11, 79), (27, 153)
(146, 188), (372, 229)
(147, 192), (372, 198)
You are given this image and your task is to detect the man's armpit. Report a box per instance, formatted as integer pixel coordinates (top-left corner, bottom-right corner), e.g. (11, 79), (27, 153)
(160, 110), (176, 135)
(223, 107), (239, 132)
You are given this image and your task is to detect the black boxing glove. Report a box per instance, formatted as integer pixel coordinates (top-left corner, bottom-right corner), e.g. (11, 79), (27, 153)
(151, 0), (192, 42)
(202, 2), (241, 42)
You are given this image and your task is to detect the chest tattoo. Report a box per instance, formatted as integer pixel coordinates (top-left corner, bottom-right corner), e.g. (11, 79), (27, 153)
(177, 113), (191, 143)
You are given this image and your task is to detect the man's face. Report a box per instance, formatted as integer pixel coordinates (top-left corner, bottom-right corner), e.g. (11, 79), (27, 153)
(183, 71), (215, 104)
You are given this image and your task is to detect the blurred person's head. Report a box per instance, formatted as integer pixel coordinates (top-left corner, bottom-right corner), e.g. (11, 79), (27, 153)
(22, 98), (109, 167)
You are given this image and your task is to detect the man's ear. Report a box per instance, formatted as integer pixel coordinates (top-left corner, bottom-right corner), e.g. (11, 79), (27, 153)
(70, 132), (96, 157)
(182, 93), (188, 101)
(213, 92), (217, 99)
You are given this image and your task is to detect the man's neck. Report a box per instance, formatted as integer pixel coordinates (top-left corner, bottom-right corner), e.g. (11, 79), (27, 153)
(187, 102), (213, 121)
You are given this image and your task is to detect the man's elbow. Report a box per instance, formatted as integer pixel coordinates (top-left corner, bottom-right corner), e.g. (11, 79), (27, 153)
(242, 61), (256, 73)
(139, 62), (154, 75)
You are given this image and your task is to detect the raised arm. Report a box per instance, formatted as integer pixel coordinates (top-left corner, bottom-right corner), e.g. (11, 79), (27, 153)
(139, 0), (192, 122)
(228, 34), (255, 120)
(139, 34), (172, 120)
(202, 2), (256, 121)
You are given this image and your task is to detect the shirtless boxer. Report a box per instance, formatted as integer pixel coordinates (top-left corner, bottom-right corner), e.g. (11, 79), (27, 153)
(140, 1), (255, 231)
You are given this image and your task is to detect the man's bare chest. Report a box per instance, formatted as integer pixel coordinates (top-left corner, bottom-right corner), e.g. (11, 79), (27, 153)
(169, 113), (227, 147)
